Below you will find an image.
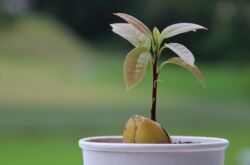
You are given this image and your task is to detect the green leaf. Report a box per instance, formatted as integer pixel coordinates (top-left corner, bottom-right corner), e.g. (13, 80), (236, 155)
(161, 23), (207, 39)
(165, 43), (194, 65)
(152, 27), (162, 51)
(114, 13), (152, 39)
(110, 23), (151, 49)
(159, 57), (205, 87)
(124, 47), (149, 90)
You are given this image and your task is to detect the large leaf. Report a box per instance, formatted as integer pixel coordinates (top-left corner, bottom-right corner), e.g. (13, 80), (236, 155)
(159, 57), (205, 87)
(124, 47), (149, 90)
(110, 23), (151, 49)
(165, 43), (195, 65)
(161, 23), (207, 39)
(114, 13), (152, 39)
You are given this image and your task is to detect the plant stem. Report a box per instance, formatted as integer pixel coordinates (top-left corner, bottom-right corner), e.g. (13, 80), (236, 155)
(151, 51), (158, 121)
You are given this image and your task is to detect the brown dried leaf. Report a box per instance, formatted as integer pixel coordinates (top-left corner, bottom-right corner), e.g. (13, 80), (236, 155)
(159, 57), (205, 87)
(165, 43), (195, 65)
(161, 23), (207, 39)
(124, 47), (149, 90)
(110, 23), (151, 49)
(114, 13), (152, 39)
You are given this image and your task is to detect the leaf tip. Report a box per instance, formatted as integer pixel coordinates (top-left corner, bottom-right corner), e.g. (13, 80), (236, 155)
(113, 12), (123, 17)
(196, 70), (206, 89)
(199, 25), (208, 31)
(200, 80), (206, 90)
(110, 23), (114, 28)
(125, 86), (131, 91)
(203, 27), (208, 31)
(125, 80), (133, 91)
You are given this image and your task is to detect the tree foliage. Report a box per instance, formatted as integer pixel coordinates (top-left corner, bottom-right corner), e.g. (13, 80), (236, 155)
(26, 0), (250, 62)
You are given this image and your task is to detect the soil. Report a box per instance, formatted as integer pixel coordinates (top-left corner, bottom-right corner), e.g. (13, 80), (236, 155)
(172, 141), (201, 144)
(91, 138), (201, 144)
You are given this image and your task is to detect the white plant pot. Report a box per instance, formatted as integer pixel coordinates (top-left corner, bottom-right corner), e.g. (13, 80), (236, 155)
(79, 136), (229, 165)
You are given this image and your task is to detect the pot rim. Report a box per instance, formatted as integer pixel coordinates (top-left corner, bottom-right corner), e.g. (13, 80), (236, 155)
(79, 136), (229, 152)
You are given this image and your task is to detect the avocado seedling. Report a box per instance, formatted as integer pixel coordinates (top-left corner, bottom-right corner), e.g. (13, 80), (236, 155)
(111, 13), (206, 143)
(80, 13), (228, 165)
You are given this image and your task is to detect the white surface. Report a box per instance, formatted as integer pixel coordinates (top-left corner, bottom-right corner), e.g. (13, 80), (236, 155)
(79, 136), (229, 165)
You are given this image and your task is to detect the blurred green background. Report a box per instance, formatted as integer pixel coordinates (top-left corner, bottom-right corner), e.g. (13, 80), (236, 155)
(0, 0), (249, 165)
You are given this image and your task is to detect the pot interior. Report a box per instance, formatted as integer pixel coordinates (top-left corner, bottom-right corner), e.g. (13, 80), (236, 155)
(86, 136), (221, 144)
(89, 137), (122, 143)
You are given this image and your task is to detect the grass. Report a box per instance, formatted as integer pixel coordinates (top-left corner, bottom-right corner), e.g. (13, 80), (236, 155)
(0, 15), (250, 165)
(0, 105), (250, 165)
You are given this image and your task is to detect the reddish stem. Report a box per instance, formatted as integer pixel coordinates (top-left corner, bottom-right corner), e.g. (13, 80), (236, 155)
(151, 52), (158, 121)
